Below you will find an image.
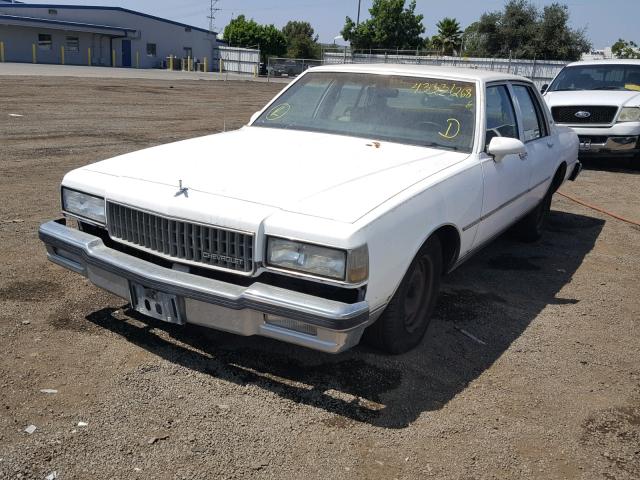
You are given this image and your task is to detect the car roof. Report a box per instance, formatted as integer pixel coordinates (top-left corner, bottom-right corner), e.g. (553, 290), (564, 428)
(565, 59), (640, 67)
(309, 63), (531, 84)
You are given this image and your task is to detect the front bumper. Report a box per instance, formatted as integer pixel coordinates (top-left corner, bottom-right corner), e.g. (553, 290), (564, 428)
(39, 220), (372, 353)
(559, 123), (640, 156)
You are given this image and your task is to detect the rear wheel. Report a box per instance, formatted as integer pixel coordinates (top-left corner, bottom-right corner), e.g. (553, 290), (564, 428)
(512, 190), (552, 242)
(364, 236), (442, 354)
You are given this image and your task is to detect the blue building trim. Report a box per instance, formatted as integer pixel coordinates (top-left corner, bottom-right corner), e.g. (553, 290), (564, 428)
(0, 13), (136, 35)
(0, 3), (215, 35)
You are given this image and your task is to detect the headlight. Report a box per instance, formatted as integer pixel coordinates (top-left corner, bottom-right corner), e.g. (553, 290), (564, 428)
(617, 107), (640, 122)
(266, 237), (368, 283)
(62, 187), (106, 224)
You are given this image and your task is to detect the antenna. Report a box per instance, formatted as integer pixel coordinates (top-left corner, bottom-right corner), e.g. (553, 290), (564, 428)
(207, 0), (221, 33)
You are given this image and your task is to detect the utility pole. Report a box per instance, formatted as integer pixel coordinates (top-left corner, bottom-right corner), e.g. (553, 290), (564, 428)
(208, 0), (221, 33)
(356, 0), (361, 26)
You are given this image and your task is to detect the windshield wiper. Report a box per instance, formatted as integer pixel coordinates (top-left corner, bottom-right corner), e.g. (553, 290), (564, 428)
(593, 86), (624, 90)
(421, 142), (461, 151)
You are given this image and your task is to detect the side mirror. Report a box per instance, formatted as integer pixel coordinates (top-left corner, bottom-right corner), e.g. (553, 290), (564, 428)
(487, 136), (526, 162)
(249, 111), (261, 124)
(540, 84), (549, 94)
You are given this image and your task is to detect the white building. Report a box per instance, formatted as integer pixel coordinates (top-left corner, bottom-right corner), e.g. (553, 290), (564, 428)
(0, 2), (220, 68)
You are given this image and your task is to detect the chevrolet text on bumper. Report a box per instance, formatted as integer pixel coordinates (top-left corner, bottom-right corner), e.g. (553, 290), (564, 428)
(39, 219), (371, 353)
(40, 64), (579, 354)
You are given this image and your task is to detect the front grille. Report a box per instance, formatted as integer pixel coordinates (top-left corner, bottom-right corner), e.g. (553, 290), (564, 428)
(106, 202), (254, 273)
(551, 106), (618, 124)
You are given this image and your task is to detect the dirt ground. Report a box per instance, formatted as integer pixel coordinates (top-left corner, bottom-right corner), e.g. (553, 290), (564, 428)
(1, 76), (639, 480)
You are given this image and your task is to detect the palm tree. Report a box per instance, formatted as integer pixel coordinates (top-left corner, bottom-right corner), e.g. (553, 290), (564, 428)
(432, 17), (463, 56)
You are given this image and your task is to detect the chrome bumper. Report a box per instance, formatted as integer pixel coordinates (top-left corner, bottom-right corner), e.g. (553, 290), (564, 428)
(578, 135), (639, 154)
(39, 220), (372, 353)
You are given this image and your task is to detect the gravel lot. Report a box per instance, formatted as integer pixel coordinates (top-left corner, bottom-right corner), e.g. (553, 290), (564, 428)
(1, 76), (639, 480)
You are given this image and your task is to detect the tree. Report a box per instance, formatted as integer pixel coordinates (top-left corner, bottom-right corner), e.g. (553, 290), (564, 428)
(341, 0), (426, 51)
(431, 17), (463, 55)
(223, 15), (287, 61)
(282, 20), (320, 59)
(612, 38), (640, 59)
(462, 0), (590, 60)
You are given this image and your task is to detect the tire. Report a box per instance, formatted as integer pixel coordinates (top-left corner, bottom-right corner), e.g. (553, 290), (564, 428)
(512, 190), (552, 242)
(363, 236), (443, 354)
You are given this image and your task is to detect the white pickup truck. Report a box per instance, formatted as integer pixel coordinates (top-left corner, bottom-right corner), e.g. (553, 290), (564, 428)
(39, 65), (580, 354)
(543, 59), (640, 159)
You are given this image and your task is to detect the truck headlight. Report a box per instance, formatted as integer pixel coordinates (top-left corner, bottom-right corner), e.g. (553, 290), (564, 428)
(62, 187), (106, 225)
(617, 107), (640, 122)
(266, 237), (368, 283)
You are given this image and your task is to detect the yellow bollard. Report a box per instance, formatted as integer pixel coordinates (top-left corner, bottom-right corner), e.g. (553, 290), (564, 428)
(88, 47), (91, 66)
(219, 58), (223, 73)
(203, 56), (208, 72)
(112, 49), (116, 67)
(0, 41), (4, 63)
(254, 64), (258, 77)
(32, 43), (37, 63)
(136, 51), (139, 68)
(60, 46), (65, 65)
(187, 56), (192, 72)
(169, 55), (173, 71)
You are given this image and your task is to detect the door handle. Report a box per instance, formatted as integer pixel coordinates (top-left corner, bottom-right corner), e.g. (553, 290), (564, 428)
(546, 141), (554, 148)
(519, 152), (528, 160)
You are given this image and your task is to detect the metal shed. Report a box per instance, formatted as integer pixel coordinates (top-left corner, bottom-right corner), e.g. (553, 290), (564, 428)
(0, 2), (219, 68)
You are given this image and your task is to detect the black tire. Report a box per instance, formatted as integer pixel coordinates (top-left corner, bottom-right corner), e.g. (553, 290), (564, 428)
(363, 236), (443, 354)
(512, 190), (552, 242)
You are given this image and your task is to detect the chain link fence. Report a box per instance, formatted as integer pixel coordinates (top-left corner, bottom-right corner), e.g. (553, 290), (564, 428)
(266, 57), (322, 79)
(322, 49), (569, 88)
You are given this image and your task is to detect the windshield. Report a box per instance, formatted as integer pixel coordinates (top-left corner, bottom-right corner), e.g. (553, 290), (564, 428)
(253, 72), (477, 152)
(549, 64), (640, 92)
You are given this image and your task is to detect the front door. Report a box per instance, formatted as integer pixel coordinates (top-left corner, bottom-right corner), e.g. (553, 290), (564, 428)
(121, 39), (132, 68)
(474, 84), (532, 246)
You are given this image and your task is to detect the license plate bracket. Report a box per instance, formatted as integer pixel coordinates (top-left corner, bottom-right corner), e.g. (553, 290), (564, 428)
(130, 283), (185, 325)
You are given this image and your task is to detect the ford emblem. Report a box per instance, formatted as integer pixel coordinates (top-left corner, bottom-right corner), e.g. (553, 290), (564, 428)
(575, 110), (591, 118)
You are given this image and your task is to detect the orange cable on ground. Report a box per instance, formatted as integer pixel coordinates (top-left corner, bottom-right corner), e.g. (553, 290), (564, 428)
(557, 191), (640, 227)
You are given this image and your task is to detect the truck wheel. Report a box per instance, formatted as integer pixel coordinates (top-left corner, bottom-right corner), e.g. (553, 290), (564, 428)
(512, 190), (552, 242)
(364, 236), (442, 354)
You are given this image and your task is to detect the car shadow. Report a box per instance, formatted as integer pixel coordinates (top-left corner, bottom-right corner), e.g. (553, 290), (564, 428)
(580, 156), (640, 173)
(86, 209), (604, 429)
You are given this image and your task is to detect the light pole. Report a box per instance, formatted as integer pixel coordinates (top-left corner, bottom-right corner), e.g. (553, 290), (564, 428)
(356, 0), (361, 26)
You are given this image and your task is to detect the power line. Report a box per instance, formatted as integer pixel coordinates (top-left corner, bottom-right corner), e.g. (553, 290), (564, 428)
(207, 0), (221, 33)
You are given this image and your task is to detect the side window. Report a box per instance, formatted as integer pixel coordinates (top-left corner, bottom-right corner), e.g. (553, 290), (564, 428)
(512, 85), (547, 142)
(485, 85), (518, 149)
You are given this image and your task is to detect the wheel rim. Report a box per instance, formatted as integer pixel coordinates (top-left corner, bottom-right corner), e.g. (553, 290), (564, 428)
(403, 257), (433, 333)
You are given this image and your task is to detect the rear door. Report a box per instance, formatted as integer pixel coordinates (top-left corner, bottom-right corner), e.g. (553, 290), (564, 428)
(474, 83), (532, 246)
(510, 83), (556, 206)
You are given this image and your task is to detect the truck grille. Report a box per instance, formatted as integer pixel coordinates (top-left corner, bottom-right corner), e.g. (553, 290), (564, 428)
(551, 106), (618, 124)
(106, 203), (254, 273)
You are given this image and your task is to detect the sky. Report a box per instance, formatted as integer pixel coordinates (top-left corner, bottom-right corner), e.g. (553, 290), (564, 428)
(12, 0), (640, 49)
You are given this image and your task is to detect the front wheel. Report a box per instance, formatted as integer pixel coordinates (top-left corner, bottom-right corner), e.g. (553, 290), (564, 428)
(363, 236), (443, 354)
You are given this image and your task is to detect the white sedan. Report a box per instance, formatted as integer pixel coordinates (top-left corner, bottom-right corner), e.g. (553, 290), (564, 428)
(39, 64), (580, 354)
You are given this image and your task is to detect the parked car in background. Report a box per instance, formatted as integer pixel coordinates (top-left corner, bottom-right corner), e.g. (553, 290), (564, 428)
(268, 59), (307, 77)
(543, 60), (640, 159)
(39, 65), (579, 355)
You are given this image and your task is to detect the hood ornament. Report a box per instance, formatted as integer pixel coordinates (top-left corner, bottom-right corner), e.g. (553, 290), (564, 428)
(175, 179), (189, 197)
(575, 110), (591, 118)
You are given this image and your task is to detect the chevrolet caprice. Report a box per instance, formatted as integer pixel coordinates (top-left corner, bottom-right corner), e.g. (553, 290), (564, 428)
(39, 65), (580, 354)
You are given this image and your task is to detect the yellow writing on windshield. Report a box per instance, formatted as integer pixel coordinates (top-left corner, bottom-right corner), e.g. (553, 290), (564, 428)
(411, 82), (474, 99)
(438, 118), (461, 140)
(266, 103), (291, 120)
(625, 83), (640, 92)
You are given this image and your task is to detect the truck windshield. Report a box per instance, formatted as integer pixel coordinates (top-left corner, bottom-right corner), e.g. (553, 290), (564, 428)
(253, 72), (477, 152)
(549, 64), (640, 92)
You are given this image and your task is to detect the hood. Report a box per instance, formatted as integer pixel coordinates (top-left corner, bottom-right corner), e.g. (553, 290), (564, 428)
(83, 127), (468, 224)
(544, 89), (640, 108)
